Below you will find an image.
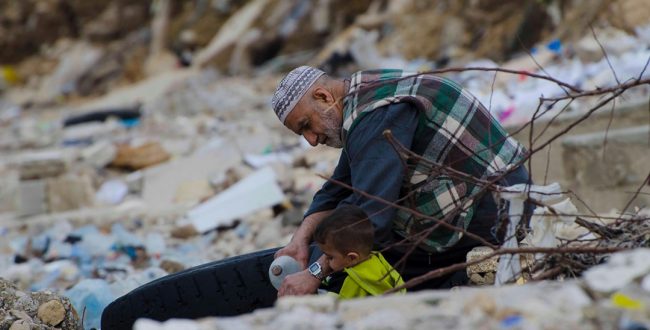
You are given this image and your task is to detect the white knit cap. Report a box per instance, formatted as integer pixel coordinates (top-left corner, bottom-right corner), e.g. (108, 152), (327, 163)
(271, 66), (325, 123)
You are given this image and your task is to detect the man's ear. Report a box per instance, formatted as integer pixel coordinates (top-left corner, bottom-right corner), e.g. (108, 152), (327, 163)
(346, 251), (360, 262)
(312, 86), (334, 104)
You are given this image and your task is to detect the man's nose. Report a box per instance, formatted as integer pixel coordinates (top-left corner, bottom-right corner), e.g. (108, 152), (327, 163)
(303, 131), (318, 146)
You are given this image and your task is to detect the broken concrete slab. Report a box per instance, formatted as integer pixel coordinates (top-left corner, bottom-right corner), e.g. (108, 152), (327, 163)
(77, 69), (198, 111)
(173, 180), (213, 204)
(9, 149), (68, 180)
(192, 0), (271, 68)
(0, 167), (20, 214)
(142, 143), (242, 209)
(111, 142), (171, 170)
(62, 120), (124, 146)
(562, 125), (650, 188)
(17, 179), (47, 217)
(46, 174), (95, 213)
(0, 278), (80, 330)
(81, 140), (117, 168)
(188, 167), (285, 233)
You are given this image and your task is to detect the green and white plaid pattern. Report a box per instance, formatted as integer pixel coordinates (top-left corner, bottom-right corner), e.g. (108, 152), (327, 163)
(342, 69), (526, 252)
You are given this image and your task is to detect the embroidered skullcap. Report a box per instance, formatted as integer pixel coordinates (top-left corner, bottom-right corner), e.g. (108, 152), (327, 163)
(272, 66), (325, 123)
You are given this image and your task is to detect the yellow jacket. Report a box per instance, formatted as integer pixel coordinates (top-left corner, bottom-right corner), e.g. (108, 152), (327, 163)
(337, 252), (406, 299)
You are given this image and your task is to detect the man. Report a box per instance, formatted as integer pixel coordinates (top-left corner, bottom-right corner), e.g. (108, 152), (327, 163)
(272, 66), (530, 296)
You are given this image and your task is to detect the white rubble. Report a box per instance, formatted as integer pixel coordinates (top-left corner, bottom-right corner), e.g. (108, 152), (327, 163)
(135, 249), (650, 330)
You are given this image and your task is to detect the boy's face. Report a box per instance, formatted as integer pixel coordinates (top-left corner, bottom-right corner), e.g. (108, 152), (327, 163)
(319, 240), (359, 272)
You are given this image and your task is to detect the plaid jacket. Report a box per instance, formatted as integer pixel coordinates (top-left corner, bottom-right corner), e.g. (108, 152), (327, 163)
(342, 69), (526, 252)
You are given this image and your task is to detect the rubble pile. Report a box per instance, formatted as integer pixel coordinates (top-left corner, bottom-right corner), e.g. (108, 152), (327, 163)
(0, 69), (343, 328)
(0, 0), (649, 329)
(463, 204), (650, 286)
(0, 278), (80, 330)
(135, 249), (650, 330)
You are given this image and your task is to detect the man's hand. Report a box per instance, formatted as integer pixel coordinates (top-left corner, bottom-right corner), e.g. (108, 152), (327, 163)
(274, 240), (310, 269)
(277, 270), (321, 297)
(273, 210), (333, 268)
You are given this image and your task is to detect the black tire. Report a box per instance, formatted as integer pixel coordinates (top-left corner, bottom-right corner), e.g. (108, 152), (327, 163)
(101, 247), (281, 330)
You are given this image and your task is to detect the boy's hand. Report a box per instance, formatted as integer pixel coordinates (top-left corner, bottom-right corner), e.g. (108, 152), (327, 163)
(277, 270), (320, 297)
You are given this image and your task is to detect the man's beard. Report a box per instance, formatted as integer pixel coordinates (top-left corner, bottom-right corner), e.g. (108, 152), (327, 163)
(319, 106), (343, 148)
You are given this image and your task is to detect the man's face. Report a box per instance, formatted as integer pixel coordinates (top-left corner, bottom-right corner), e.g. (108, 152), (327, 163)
(285, 96), (343, 148)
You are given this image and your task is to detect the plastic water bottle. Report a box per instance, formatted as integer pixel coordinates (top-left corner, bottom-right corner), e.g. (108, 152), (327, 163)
(268, 255), (301, 290)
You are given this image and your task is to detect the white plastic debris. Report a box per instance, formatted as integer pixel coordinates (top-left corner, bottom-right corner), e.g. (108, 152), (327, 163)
(584, 248), (650, 293)
(188, 167), (285, 233)
(95, 179), (129, 205)
(523, 198), (580, 261)
(495, 183), (563, 286)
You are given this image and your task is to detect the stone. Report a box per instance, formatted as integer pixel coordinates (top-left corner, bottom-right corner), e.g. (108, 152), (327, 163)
(253, 217), (283, 249)
(37, 300), (66, 326)
(173, 180), (214, 204)
(142, 146), (241, 208)
(188, 167), (285, 233)
(9, 310), (32, 322)
(562, 125), (650, 188)
(159, 260), (185, 274)
(8, 320), (30, 330)
(111, 142), (171, 170)
(13, 149), (66, 180)
(275, 294), (337, 313)
(610, 0), (650, 30)
(62, 120), (123, 145)
(466, 246), (498, 275)
(170, 224), (199, 239)
(17, 179), (47, 217)
(81, 141), (117, 168)
(46, 174), (95, 213)
(0, 167), (20, 213)
(0, 278), (80, 329)
(470, 273), (488, 285)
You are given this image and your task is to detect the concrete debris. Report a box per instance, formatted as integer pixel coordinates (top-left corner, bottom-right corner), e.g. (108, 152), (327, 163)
(193, 0), (271, 68)
(135, 250), (650, 329)
(187, 167), (285, 233)
(80, 141), (117, 168)
(466, 247), (498, 286)
(95, 179), (129, 206)
(142, 144), (241, 209)
(17, 179), (47, 217)
(10, 149), (68, 180)
(0, 1), (649, 328)
(0, 277), (80, 330)
(0, 168), (21, 214)
(46, 174), (95, 213)
(562, 125), (650, 189)
(111, 142), (171, 170)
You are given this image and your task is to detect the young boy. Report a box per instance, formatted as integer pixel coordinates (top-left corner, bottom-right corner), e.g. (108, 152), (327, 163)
(312, 205), (406, 299)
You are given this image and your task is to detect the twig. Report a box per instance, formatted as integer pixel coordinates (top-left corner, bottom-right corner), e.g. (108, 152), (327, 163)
(385, 246), (625, 293)
(591, 26), (620, 85)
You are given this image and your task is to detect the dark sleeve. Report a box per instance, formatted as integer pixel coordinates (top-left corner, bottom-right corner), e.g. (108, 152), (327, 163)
(340, 103), (418, 247)
(304, 148), (353, 217)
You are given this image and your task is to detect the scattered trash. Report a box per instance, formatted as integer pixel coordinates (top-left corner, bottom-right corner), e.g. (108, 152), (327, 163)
(187, 167), (285, 233)
(95, 179), (129, 206)
(0, 2), (649, 328)
(111, 142), (171, 170)
(63, 106), (141, 127)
